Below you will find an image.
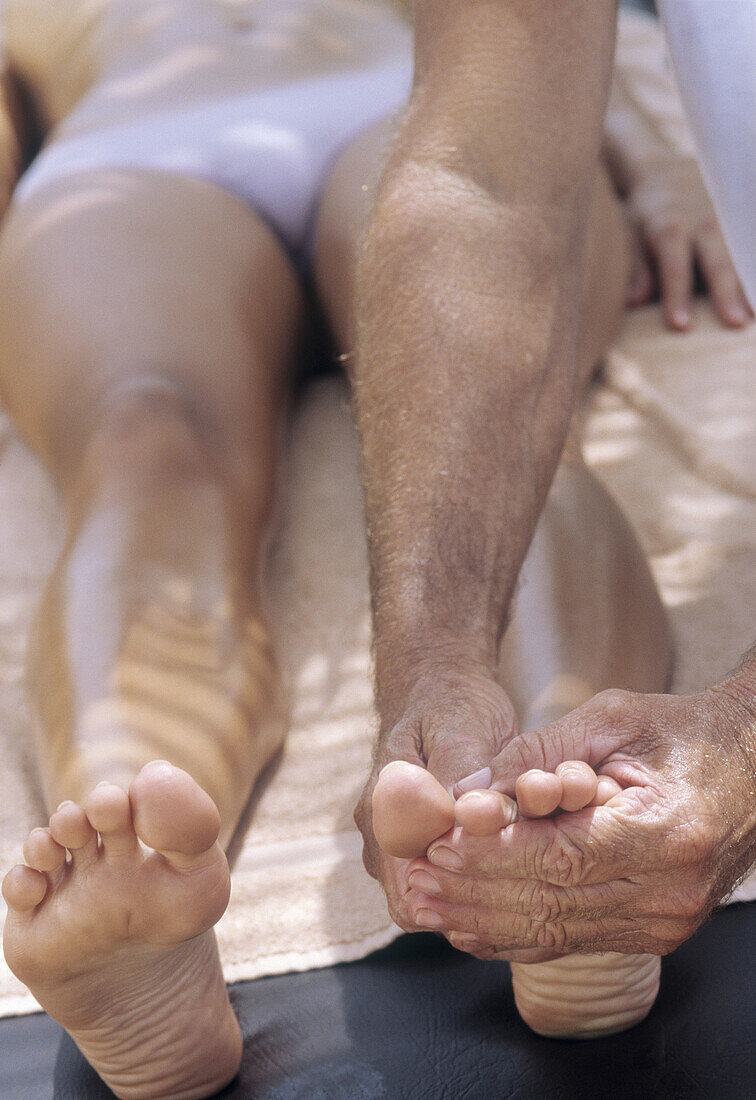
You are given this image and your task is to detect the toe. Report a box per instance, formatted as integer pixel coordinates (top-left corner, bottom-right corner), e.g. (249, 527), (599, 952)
(22, 828), (67, 873)
(84, 782), (138, 857)
(130, 761), (221, 859)
(515, 770), (562, 817)
(2, 864), (48, 912)
(49, 802), (99, 865)
(591, 775), (623, 806)
(372, 761), (456, 860)
(555, 761), (598, 812)
(455, 790), (518, 835)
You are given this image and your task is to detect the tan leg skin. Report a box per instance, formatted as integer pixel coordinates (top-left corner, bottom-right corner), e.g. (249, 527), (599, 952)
(315, 116), (672, 1039)
(0, 169), (304, 1098)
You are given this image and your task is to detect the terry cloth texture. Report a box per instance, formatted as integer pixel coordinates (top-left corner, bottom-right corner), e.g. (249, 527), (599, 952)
(0, 303), (754, 1018)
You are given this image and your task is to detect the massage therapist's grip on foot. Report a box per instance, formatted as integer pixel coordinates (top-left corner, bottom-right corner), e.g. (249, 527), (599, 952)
(351, 0), (621, 933)
(352, 0), (754, 948)
(404, 671), (756, 961)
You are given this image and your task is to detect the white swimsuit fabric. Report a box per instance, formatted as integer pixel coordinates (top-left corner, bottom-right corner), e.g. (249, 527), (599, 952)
(3, 0), (413, 259)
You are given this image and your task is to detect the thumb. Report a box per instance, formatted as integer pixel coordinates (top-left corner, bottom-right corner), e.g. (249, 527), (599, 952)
(421, 679), (519, 795)
(484, 688), (640, 797)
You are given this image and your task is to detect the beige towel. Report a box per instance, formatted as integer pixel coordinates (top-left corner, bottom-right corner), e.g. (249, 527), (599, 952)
(0, 303), (754, 1018)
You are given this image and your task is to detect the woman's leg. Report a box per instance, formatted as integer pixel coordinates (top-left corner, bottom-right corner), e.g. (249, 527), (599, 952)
(0, 168), (302, 845)
(1, 168), (304, 1098)
(314, 117), (672, 1038)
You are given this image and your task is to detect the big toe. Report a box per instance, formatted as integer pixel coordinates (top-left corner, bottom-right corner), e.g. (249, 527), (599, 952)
(130, 761), (221, 856)
(373, 761), (455, 860)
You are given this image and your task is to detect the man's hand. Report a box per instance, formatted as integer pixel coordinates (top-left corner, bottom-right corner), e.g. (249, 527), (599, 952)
(354, 667), (518, 932)
(626, 154), (753, 330)
(400, 682), (756, 959)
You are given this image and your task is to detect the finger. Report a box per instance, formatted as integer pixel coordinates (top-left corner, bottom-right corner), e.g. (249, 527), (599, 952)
(410, 890), (656, 953)
(446, 931), (564, 963)
(427, 809), (642, 888)
(422, 678), (518, 793)
(695, 228), (754, 328)
(627, 236), (654, 306)
(654, 228), (693, 330)
(408, 860), (643, 922)
(487, 688), (649, 797)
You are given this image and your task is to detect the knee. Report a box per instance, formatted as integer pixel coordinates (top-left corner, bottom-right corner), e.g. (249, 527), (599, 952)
(76, 378), (220, 493)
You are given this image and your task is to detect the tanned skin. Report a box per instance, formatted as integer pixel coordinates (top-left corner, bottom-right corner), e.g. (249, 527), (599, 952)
(351, 0), (756, 961)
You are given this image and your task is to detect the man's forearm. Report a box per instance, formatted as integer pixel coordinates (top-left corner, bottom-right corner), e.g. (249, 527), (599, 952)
(353, 0), (618, 724)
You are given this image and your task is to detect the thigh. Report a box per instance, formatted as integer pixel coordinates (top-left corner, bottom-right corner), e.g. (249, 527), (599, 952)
(0, 168), (305, 485)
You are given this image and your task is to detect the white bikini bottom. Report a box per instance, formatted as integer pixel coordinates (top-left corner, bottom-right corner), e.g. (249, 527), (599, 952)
(13, 0), (414, 266)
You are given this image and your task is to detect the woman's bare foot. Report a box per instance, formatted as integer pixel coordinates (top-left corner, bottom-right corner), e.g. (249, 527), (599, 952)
(2, 762), (242, 1099)
(506, 761), (660, 1039)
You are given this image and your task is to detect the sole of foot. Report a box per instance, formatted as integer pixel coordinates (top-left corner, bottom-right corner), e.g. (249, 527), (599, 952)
(2, 761), (242, 1100)
(507, 760), (660, 1039)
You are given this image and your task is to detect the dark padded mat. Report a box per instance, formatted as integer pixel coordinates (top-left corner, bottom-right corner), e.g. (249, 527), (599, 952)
(1, 902), (754, 1099)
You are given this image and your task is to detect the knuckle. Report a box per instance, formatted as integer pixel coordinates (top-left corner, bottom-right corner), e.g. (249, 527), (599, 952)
(538, 832), (589, 887)
(667, 882), (710, 923)
(462, 878), (484, 907)
(529, 885), (563, 925)
(469, 908), (487, 937)
(534, 921), (565, 952)
(593, 687), (634, 725)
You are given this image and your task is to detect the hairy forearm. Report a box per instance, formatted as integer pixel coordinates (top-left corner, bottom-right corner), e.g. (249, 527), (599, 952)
(355, 182), (579, 715)
(353, 0), (618, 720)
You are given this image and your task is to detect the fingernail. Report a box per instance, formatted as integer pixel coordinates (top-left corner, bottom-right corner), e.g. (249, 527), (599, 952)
(428, 846), (463, 871)
(672, 309), (691, 329)
(415, 908), (444, 929)
(55, 800), (74, 811)
(455, 766), (492, 793)
(409, 870), (441, 895)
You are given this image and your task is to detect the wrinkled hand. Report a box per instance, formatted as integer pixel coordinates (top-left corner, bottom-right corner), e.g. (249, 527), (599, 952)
(402, 686), (756, 961)
(626, 154), (753, 330)
(354, 667), (518, 933)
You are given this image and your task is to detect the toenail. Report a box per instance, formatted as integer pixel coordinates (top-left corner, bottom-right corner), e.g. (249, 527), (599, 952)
(415, 908), (444, 930)
(428, 846), (463, 871)
(455, 767), (492, 794)
(409, 870), (441, 895)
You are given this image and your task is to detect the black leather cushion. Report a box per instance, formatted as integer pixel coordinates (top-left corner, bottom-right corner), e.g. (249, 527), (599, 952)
(1, 902), (753, 1099)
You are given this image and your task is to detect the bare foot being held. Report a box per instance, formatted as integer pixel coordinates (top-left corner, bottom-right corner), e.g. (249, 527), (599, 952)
(2, 761), (241, 1099)
(508, 762), (660, 1039)
(373, 758), (659, 1039)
